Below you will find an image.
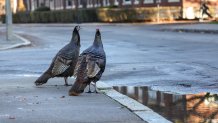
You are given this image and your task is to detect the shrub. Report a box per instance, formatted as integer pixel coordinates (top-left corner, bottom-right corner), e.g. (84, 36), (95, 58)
(34, 6), (51, 12)
(0, 7), (182, 23)
(0, 15), (5, 23)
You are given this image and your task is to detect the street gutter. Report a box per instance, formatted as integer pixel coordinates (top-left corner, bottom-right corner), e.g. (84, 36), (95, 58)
(97, 82), (172, 123)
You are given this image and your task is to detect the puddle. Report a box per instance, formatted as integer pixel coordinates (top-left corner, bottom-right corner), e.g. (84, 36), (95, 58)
(113, 86), (218, 123)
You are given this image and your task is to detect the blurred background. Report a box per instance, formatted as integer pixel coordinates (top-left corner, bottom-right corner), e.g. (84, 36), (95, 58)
(0, 0), (217, 23)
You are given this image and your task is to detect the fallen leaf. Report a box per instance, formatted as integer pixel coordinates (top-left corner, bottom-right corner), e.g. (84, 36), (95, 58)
(9, 116), (15, 119)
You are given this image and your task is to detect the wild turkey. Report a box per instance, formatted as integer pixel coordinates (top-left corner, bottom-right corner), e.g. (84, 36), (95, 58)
(69, 29), (106, 96)
(35, 26), (80, 86)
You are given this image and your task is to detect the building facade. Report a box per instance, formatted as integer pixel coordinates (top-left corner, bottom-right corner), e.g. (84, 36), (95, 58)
(0, 0), (217, 19)
(25, 0), (181, 11)
(25, 0), (117, 11)
(25, 0), (218, 19)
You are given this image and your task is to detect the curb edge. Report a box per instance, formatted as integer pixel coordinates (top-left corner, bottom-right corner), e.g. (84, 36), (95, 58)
(0, 34), (31, 50)
(97, 82), (172, 123)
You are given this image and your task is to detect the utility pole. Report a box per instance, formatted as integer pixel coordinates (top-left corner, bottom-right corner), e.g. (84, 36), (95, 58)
(5, 0), (13, 41)
(156, 0), (160, 23)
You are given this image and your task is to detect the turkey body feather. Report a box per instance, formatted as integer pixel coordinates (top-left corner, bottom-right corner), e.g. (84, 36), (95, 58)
(35, 26), (80, 86)
(69, 29), (106, 96)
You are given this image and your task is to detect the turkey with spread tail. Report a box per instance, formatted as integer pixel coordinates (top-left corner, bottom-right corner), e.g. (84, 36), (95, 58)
(69, 29), (106, 96)
(35, 26), (80, 86)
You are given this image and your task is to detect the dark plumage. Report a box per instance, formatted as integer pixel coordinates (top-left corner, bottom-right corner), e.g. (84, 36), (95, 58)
(35, 26), (81, 86)
(69, 29), (106, 96)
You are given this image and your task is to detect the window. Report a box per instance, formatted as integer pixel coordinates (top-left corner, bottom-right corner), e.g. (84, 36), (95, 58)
(78, 0), (82, 8)
(67, 0), (72, 6)
(96, 0), (101, 7)
(114, 0), (118, 5)
(135, 0), (140, 4)
(87, 0), (91, 8)
(105, 0), (110, 6)
(168, 0), (179, 2)
(124, 0), (131, 4)
(144, 0), (154, 3)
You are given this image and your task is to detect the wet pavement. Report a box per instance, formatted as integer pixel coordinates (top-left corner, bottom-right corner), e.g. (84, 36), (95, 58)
(114, 86), (218, 123)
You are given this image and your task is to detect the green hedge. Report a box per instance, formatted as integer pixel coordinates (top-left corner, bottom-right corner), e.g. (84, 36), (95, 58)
(1, 7), (181, 23)
(34, 6), (51, 12)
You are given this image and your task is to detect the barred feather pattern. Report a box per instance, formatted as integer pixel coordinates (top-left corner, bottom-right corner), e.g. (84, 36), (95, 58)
(52, 56), (72, 76)
(87, 58), (100, 78)
(69, 29), (106, 95)
(35, 26), (80, 86)
(73, 56), (83, 78)
(74, 54), (104, 79)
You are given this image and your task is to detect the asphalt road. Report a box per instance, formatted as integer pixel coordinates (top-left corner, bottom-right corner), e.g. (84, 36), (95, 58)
(0, 23), (218, 94)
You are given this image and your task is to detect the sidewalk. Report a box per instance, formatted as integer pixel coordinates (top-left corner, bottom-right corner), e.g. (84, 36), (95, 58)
(0, 31), (31, 50)
(0, 77), (146, 123)
(159, 23), (218, 34)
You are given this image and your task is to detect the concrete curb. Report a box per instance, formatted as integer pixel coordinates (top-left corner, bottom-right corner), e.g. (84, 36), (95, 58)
(161, 28), (218, 34)
(97, 82), (172, 123)
(0, 34), (31, 50)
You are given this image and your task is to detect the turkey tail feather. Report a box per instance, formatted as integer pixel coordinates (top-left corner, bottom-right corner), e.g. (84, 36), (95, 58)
(69, 82), (88, 96)
(69, 56), (89, 96)
(35, 73), (52, 86)
(87, 61), (100, 78)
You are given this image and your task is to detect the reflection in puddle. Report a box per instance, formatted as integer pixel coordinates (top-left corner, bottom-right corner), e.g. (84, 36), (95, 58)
(113, 86), (218, 123)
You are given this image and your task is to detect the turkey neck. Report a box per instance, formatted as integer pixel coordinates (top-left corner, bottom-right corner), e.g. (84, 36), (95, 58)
(93, 36), (103, 48)
(70, 32), (80, 46)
